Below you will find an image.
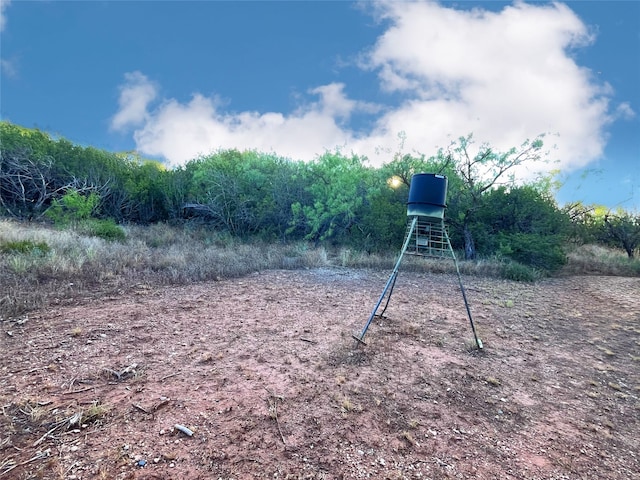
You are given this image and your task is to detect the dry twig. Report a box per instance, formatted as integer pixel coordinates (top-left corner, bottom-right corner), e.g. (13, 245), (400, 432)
(265, 388), (286, 447)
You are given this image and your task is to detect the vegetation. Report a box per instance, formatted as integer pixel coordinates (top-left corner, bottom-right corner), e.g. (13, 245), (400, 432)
(1, 120), (639, 318)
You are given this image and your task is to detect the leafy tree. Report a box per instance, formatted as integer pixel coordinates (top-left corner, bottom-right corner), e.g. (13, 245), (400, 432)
(355, 180), (407, 252)
(472, 186), (569, 272)
(120, 158), (169, 223)
(185, 149), (302, 238)
(603, 211), (640, 258)
(289, 152), (374, 244)
(562, 202), (616, 245)
(440, 134), (549, 259)
(1, 121), (134, 221)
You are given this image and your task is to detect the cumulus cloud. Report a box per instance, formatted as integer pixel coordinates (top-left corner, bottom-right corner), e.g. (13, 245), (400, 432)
(614, 102), (635, 121)
(114, 78), (370, 167)
(360, 1), (607, 171)
(112, 1), (620, 178)
(0, 0), (10, 33)
(110, 71), (158, 132)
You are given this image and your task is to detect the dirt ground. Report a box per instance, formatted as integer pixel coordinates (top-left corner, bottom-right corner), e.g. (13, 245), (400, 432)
(1, 268), (639, 479)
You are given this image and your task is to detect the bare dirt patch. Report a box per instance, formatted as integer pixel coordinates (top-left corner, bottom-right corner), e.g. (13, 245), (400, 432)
(2, 268), (639, 479)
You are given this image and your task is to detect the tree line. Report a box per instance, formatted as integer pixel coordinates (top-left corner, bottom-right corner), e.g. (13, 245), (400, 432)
(1, 121), (638, 271)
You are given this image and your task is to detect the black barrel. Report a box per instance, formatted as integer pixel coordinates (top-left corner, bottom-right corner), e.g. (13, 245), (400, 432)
(407, 173), (448, 218)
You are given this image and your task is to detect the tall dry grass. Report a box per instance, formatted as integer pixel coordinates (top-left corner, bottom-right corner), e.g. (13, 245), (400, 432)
(0, 220), (329, 319)
(562, 244), (640, 277)
(1, 220), (637, 320)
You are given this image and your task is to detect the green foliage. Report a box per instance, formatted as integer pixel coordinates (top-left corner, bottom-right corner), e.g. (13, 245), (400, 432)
(187, 149), (303, 238)
(439, 133), (549, 260)
(3, 121), (639, 274)
(469, 186), (569, 273)
(603, 210), (640, 258)
(356, 185), (406, 252)
(0, 239), (50, 256)
(500, 260), (541, 282)
(565, 205), (640, 259)
(79, 219), (126, 242)
(562, 202), (605, 244)
(46, 189), (100, 226)
(289, 152), (374, 243)
(0, 121), (52, 159)
(497, 233), (566, 272)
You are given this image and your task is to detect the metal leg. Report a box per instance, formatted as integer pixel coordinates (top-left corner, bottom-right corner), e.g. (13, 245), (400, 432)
(445, 228), (483, 350)
(378, 271), (399, 318)
(353, 217), (418, 345)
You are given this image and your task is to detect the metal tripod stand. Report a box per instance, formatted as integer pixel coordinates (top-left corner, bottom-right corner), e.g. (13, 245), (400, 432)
(353, 215), (483, 349)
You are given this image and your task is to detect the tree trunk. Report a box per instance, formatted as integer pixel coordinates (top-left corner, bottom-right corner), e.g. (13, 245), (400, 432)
(463, 223), (476, 260)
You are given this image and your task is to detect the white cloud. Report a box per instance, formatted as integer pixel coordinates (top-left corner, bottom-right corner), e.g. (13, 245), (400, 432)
(112, 1), (619, 180)
(1, 58), (16, 78)
(110, 71), (158, 132)
(0, 0), (10, 33)
(614, 102), (635, 121)
(360, 1), (606, 171)
(113, 77), (368, 167)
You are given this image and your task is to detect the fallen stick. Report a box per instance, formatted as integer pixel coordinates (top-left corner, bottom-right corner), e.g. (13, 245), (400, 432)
(159, 372), (179, 382)
(62, 386), (94, 395)
(33, 427), (58, 447)
(265, 388), (286, 447)
(133, 404), (151, 415)
(0, 449), (50, 477)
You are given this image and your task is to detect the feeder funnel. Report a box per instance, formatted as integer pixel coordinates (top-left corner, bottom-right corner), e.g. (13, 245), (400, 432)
(407, 173), (447, 219)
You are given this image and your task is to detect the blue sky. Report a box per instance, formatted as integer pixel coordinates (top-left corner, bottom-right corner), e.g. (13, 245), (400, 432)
(1, 1), (638, 211)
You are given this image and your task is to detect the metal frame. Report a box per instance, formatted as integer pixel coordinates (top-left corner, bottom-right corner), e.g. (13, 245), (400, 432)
(353, 216), (483, 349)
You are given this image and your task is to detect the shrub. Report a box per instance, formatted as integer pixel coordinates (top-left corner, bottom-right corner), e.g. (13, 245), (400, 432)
(500, 261), (541, 282)
(80, 219), (126, 242)
(497, 233), (566, 273)
(45, 189), (100, 226)
(0, 239), (50, 255)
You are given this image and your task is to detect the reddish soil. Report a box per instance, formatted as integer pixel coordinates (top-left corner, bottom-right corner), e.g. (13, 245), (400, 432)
(1, 268), (639, 479)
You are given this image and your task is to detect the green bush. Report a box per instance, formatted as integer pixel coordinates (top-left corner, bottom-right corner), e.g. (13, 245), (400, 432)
(80, 219), (126, 242)
(500, 260), (541, 282)
(0, 239), (51, 255)
(45, 189), (100, 226)
(497, 233), (567, 273)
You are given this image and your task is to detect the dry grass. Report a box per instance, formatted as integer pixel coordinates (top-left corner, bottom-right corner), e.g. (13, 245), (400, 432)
(0, 220), (330, 320)
(1, 220), (637, 321)
(563, 244), (640, 276)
